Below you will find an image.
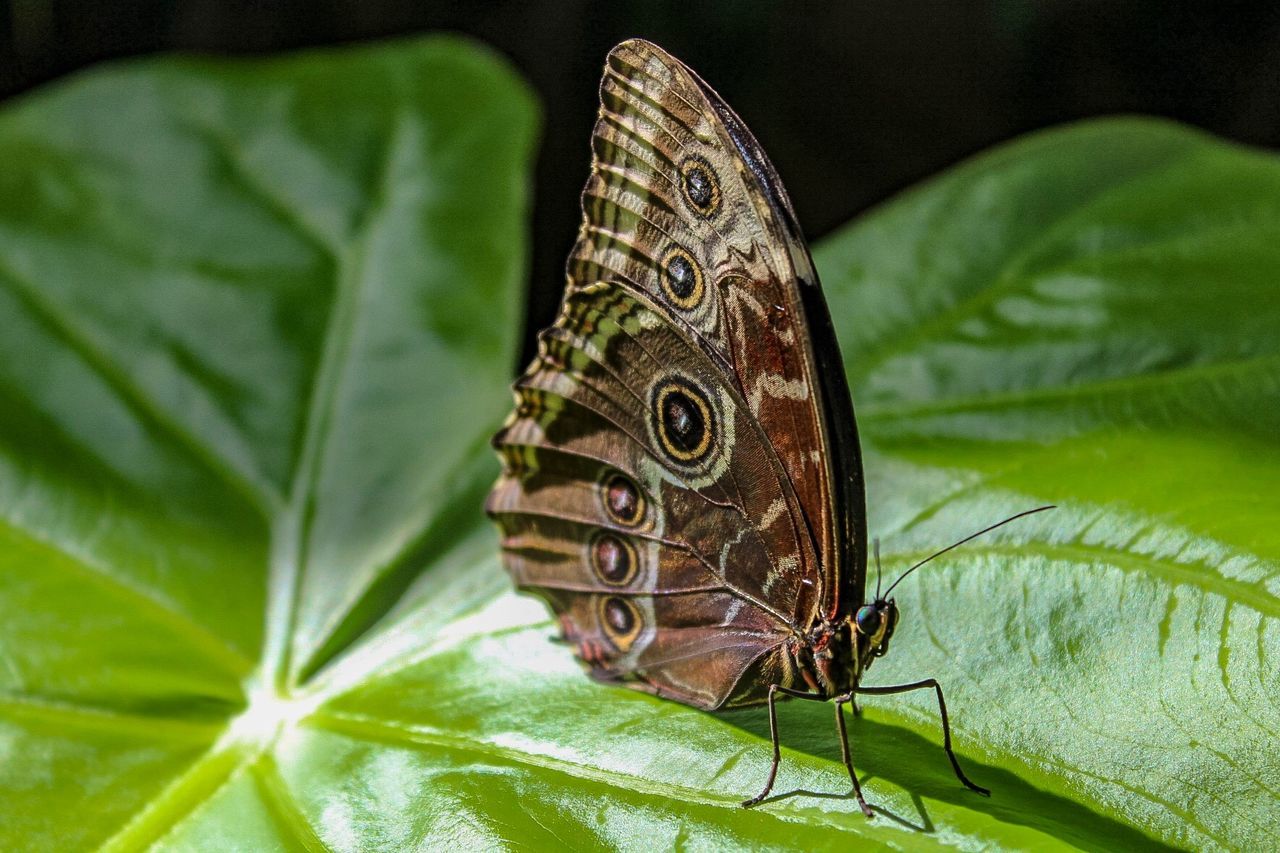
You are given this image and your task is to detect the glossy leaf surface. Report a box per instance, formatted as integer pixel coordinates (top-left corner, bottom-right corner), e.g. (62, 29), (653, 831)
(0, 36), (1275, 851)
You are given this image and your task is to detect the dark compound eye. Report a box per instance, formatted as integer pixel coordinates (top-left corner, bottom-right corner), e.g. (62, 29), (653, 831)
(855, 604), (883, 637)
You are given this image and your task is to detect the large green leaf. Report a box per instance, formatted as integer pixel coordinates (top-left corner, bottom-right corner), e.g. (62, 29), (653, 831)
(0, 34), (1276, 851)
(0, 36), (538, 850)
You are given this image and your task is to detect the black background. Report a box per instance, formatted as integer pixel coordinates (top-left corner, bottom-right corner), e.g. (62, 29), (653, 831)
(4, 1), (1279, 361)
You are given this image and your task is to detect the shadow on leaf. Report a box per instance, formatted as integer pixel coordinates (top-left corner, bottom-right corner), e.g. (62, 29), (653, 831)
(719, 698), (1173, 852)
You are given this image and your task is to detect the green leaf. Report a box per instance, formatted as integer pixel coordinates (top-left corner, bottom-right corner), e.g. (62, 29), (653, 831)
(0, 36), (538, 849)
(0, 34), (1274, 851)
(812, 118), (1280, 850)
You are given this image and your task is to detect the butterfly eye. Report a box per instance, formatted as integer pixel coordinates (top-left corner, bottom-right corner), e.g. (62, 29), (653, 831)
(679, 156), (721, 217)
(659, 246), (704, 310)
(855, 604), (882, 637)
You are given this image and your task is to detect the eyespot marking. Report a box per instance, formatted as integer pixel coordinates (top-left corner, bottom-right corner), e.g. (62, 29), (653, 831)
(590, 531), (638, 587)
(601, 472), (644, 526)
(599, 595), (642, 651)
(651, 378), (715, 466)
(679, 155), (721, 217)
(660, 246), (704, 310)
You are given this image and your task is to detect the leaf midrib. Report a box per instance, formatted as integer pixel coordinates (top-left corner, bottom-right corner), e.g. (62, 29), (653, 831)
(305, 708), (918, 843)
(264, 111), (412, 694)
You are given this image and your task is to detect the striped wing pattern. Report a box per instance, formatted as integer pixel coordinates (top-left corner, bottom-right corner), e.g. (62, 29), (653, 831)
(487, 40), (847, 710)
(576, 41), (842, 594)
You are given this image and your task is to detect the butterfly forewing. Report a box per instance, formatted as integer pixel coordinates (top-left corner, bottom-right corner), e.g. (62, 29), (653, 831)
(487, 39), (867, 709)
(582, 39), (865, 613)
(690, 73), (870, 615)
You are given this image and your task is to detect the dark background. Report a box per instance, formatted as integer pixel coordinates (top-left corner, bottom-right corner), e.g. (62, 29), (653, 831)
(4, 1), (1279, 361)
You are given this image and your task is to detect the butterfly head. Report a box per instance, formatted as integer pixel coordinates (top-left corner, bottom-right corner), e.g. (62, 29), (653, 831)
(853, 598), (899, 667)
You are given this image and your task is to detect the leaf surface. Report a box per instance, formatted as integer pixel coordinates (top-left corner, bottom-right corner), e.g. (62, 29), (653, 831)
(0, 39), (1275, 852)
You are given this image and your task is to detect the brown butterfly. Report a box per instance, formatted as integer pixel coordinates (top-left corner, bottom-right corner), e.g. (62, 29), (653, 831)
(486, 38), (1049, 815)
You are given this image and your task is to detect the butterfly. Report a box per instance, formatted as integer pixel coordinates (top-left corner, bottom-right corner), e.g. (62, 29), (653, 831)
(485, 38), (1050, 815)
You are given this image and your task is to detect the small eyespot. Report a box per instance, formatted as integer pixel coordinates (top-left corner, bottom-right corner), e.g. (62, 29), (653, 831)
(599, 595), (642, 651)
(685, 169), (712, 206)
(590, 532), (638, 586)
(679, 156), (721, 217)
(651, 378), (715, 466)
(601, 473), (644, 526)
(659, 246), (704, 310)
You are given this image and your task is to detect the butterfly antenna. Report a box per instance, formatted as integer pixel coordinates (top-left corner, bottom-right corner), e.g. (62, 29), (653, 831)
(881, 506), (1056, 599)
(873, 537), (883, 600)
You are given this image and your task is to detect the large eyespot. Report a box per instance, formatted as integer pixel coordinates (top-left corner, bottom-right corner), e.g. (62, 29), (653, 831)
(651, 378), (715, 465)
(659, 246), (704, 310)
(679, 155), (721, 217)
(590, 531), (638, 586)
(855, 604), (883, 638)
(601, 472), (644, 526)
(598, 595), (642, 651)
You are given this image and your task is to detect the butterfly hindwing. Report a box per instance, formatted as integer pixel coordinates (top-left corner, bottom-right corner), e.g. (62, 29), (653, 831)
(489, 282), (817, 708)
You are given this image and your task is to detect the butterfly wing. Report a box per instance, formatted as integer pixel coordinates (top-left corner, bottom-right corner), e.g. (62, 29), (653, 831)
(489, 282), (815, 708)
(487, 40), (866, 709)
(580, 39), (867, 614)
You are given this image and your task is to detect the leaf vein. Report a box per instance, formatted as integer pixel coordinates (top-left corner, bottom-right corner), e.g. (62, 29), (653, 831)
(0, 257), (278, 516)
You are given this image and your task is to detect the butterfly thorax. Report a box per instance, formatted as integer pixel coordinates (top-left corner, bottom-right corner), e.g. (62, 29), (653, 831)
(792, 598), (899, 698)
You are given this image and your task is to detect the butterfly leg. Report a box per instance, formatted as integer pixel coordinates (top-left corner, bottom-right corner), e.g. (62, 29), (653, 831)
(741, 684), (828, 808)
(853, 679), (990, 796)
(833, 693), (874, 817)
